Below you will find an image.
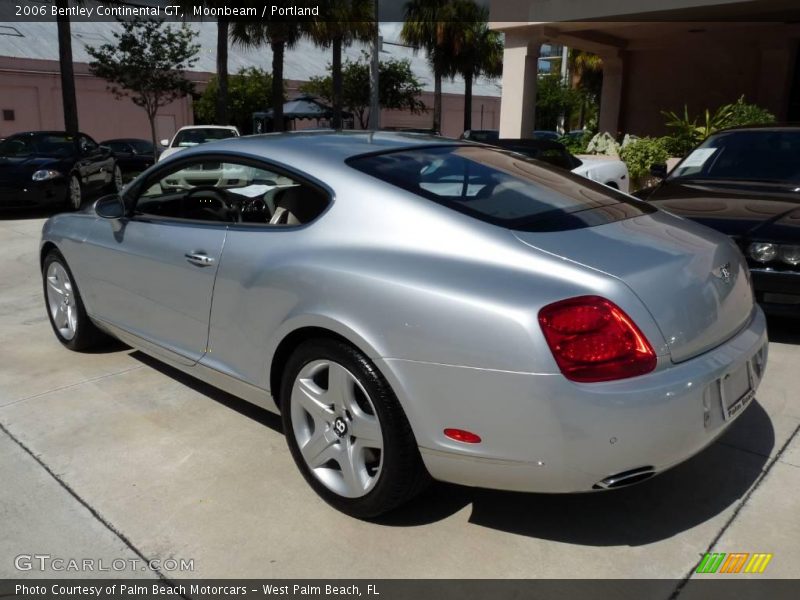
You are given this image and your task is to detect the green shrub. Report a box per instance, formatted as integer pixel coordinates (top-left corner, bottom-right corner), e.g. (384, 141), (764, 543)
(619, 136), (670, 184)
(559, 130), (594, 154)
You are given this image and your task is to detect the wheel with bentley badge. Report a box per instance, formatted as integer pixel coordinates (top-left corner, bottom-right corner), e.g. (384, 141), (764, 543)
(281, 338), (429, 518)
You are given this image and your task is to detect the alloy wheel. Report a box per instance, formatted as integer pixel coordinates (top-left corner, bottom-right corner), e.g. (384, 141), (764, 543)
(290, 359), (384, 498)
(45, 261), (77, 341)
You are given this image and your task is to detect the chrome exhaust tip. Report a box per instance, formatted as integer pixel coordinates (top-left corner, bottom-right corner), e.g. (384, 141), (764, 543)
(593, 466), (656, 490)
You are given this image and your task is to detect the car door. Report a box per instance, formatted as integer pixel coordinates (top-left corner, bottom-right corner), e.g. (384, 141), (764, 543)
(79, 155), (235, 365)
(77, 135), (109, 191)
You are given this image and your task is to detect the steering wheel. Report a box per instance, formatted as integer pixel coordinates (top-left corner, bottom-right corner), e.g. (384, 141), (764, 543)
(184, 186), (238, 222)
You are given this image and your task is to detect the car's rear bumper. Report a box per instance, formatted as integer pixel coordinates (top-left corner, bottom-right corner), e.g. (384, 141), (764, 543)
(751, 268), (800, 317)
(378, 307), (768, 493)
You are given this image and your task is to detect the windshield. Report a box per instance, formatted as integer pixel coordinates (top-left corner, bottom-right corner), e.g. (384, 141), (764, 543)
(172, 128), (237, 148)
(0, 133), (76, 158)
(129, 140), (153, 154)
(669, 130), (800, 183)
(348, 145), (654, 232)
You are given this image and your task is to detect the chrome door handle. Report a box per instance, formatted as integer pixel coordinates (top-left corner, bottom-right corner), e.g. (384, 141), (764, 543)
(184, 252), (215, 266)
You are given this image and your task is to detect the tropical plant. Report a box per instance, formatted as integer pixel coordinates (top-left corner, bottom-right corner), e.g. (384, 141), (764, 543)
(448, 1), (503, 132)
(231, 19), (304, 132)
(662, 96), (777, 156)
(194, 67), (277, 133)
(86, 19), (199, 160)
(585, 131), (621, 157)
(567, 49), (603, 129)
(300, 54), (425, 128)
(308, 0), (377, 129)
(401, 0), (462, 133)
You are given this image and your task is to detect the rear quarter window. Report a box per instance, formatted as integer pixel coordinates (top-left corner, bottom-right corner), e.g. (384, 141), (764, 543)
(347, 145), (653, 232)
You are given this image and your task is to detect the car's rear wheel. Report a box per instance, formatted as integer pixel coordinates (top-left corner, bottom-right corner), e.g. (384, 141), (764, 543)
(43, 249), (107, 351)
(106, 163), (123, 193)
(281, 338), (428, 518)
(67, 175), (82, 210)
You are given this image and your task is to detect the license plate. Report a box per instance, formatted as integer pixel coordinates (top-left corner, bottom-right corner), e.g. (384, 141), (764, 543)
(719, 362), (755, 421)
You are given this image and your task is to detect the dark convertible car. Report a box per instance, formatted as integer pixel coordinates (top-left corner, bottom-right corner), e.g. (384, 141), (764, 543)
(641, 126), (800, 315)
(100, 138), (158, 181)
(0, 131), (121, 210)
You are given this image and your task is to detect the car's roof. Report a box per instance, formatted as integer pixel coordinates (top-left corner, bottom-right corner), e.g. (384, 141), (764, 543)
(101, 138), (151, 143)
(714, 124), (800, 134)
(176, 125), (238, 131)
(7, 131), (80, 137)
(182, 130), (466, 163)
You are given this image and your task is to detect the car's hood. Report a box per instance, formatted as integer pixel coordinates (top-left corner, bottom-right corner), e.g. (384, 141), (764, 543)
(0, 155), (63, 179)
(648, 179), (800, 243)
(514, 210), (754, 363)
(158, 147), (185, 162)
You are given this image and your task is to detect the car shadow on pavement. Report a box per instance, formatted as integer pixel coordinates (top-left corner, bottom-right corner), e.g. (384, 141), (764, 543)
(128, 349), (773, 546)
(766, 315), (800, 345)
(130, 351), (283, 434)
(378, 401), (774, 546)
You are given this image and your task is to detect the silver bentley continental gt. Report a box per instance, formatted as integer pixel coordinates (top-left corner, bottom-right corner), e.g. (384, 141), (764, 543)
(40, 132), (768, 518)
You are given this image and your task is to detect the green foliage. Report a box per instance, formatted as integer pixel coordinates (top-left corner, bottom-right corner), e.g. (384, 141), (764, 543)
(535, 74), (582, 131)
(619, 136), (671, 182)
(194, 68), (276, 133)
(87, 18), (199, 158)
(662, 96), (776, 156)
(559, 130), (594, 155)
(300, 54), (425, 128)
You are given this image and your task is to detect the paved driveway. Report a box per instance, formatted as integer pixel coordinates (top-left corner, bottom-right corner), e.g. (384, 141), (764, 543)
(1, 212), (798, 584)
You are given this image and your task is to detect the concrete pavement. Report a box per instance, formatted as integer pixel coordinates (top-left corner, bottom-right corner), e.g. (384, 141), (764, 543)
(0, 212), (798, 585)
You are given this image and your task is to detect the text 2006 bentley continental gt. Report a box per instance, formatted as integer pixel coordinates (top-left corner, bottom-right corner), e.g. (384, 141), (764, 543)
(41, 132), (768, 518)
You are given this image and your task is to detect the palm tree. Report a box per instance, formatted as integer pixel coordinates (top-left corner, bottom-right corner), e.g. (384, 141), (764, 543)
(174, 0), (231, 124)
(55, 0), (79, 137)
(231, 21), (303, 132)
(568, 49), (603, 129)
(449, 1), (502, 132)
(308, 1), (376, 129)
(401, 0), (461, 134)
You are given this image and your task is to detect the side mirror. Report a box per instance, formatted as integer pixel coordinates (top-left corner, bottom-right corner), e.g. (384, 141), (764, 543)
(160, 139), (170, 147)
(95, 194), (125, 219)
(649, 163), (668, 179)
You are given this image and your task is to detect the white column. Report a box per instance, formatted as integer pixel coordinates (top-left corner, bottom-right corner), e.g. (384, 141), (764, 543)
(598, 51), (624, 136)
(499, 32), (542, 138)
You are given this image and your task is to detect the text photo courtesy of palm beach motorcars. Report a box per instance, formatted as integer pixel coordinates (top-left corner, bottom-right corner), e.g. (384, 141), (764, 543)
(1, 0), (799, 594)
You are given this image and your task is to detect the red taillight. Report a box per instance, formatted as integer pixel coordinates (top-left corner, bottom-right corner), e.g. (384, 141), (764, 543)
(538, 296), (657, 383)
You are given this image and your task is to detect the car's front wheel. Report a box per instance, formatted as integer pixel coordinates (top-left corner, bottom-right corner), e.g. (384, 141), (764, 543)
(281, 338), (428, 518)
(43, 249), (108, 351)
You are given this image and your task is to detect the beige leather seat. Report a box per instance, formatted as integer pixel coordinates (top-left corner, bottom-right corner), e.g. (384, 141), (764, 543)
(269, 186), (328, 226)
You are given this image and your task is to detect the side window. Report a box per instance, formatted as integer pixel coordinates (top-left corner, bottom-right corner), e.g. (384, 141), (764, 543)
(79, 135), (97, 154)
(134, 158), (329, 225)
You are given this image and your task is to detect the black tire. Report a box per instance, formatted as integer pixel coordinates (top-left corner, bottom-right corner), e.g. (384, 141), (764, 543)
(66, 174), (82, 211)
(42, 249), (108, 351)
(106, 163), (123, 194)
(281, 338), (429, 518)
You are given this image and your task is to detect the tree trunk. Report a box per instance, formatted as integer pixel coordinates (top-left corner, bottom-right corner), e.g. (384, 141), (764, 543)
(215, 18), (229, 125)
(331, 36), (343, 130)
(433, 71), (442, 134)
(462, 72), (473, 133)
(56, 0), (78, 137)
(271, 41), (285, 132)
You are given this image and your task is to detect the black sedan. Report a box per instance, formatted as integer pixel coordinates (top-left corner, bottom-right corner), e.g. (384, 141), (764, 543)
(640, 126), (800, 316)
(100, 138), (158, 181)
(0, 131), (121, 211)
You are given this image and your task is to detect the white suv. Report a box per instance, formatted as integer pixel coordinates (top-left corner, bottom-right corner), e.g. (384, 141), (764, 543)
(159, 125), (240, 161)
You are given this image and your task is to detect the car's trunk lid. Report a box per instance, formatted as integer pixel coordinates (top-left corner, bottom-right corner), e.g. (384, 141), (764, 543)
(514, 210), (754, 363)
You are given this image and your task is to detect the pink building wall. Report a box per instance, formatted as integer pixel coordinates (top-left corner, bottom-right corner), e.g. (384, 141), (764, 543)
(1, 56), (500, 142)
(0, 57), (196, 141)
